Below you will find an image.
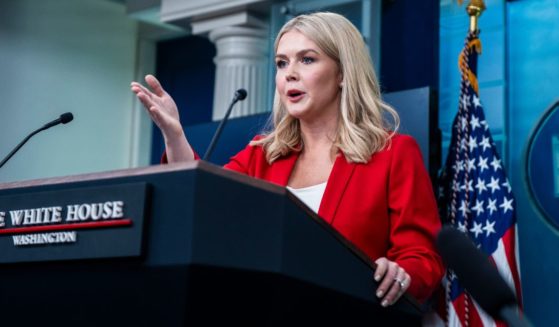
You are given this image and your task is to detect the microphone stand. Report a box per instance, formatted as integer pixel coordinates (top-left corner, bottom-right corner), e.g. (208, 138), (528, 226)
(0, 126), (48, 169)
(203, 91), (246, 161)
(0, 113), (74, 169)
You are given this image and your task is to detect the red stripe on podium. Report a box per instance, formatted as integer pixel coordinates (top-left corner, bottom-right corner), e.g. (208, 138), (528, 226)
(0, 219), (133, 235)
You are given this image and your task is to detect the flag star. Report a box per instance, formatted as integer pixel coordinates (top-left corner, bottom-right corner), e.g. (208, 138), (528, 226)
(478, 156), (489, 172)
(490, 157), (502, 171)
(475, 177), (488, 194)
(460, 138), (468, 151)
(460, 180), (474, 192)
(470, 115), (481, 131)
(480, 136), (491, 152)
(472, 94), (482, 108)
(452, 180), (461, 192)
(500, 197), (514, 213)
(453, 160), (464, 172)
(487, 177), (501, 193)
(460, 116), (468, 131)
(481, 120), (489, 130)
(502, 180), (512, 193)
(483, 220), (496, 237)
(457, 221), (468, 233)
(461, 95), (469, 109)
(472, 200), (485, 216)
(466, 158), (476, 172)
(448, 270), (457, 281)
(468, 136), (478, 152)
(454, 121), (460, 130)
(487, 198), (498, 215)
(458, 200), (470, 217)
(470, 221), (483, 238)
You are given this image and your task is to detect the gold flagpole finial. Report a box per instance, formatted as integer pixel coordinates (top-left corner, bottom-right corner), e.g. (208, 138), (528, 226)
(458, 0), (486, 33)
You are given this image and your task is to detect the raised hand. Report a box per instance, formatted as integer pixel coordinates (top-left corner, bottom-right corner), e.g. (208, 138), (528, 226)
(131, 75), (184, 139)
(131, 75), (194, 163)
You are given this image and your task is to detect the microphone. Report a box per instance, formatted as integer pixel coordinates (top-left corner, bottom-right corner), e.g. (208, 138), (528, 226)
(0, 112), (74, 169)
(436, 226), (531, 327)
(203, 89), (247, 161)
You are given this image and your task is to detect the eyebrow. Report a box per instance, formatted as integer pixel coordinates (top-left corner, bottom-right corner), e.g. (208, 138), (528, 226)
(275, 48), (320, 59)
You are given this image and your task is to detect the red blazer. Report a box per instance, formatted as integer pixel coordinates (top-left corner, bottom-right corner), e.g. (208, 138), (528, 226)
(223, 134), (444, 302)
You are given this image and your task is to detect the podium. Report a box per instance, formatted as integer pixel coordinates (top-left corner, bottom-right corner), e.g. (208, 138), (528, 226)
(0, 162), (424, 326)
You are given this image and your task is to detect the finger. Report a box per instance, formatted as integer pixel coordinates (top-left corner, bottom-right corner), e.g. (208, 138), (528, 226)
(136, 92), (156, 111)
(374, 257), (388, 282)
(381, 267), (406, 306)
(375, 260), (397, 301)
(400, 272), (411, 292)
(145, 74), (165, 97)
(132, 83), (155, 101)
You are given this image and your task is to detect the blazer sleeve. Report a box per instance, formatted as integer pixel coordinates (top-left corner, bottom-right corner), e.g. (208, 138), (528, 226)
(223, 143), (256, 174)
(386, 135), (444, 302)
(223, 136), (267, 175)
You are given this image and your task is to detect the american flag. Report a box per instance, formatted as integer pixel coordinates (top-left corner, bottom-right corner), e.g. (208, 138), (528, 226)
(435, 32), (523, 326)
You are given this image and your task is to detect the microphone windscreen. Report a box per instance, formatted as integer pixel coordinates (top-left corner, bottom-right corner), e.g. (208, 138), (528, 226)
(235, 89), (247, 101)
(60, 112), (74, 124)
(436, 226), (517, 317)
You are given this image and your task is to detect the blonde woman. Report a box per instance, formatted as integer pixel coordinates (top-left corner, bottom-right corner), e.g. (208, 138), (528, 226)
(131, 12), (443, 307)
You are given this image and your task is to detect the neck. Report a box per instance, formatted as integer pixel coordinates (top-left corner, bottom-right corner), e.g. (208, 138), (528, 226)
(299, 114), (338, 156)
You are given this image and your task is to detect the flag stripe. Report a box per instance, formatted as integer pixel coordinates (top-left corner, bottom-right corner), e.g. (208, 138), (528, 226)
(490, 237), (515, 295)
(472, 299), (496, 327)
(502, 227), (523, 306)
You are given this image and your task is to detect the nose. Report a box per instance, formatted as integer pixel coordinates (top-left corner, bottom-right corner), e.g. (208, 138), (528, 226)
(285, 63), (298, 81)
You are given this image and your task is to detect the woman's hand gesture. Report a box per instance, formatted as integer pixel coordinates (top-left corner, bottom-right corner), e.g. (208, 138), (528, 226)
(131, 75), (183, 140)
(131, 75), (194, 162)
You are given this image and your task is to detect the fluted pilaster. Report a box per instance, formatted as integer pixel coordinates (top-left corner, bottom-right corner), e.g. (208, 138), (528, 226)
(209, 26), (269, 120)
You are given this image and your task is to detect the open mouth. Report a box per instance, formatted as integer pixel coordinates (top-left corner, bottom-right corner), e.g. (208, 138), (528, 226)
(287, 89), (305, 100)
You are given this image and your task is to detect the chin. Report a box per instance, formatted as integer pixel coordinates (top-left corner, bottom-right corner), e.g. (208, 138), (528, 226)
(285, 108), (308, 120)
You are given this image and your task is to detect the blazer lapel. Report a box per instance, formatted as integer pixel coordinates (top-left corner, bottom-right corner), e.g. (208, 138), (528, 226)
(269, 151), (299, 186)
(318, 154), (356, 224)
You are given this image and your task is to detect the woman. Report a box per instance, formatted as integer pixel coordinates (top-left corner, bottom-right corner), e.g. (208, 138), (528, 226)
(131, 12), (444, 307)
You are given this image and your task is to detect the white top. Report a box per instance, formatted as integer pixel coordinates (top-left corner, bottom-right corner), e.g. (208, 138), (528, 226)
(286, 182), (327, 214)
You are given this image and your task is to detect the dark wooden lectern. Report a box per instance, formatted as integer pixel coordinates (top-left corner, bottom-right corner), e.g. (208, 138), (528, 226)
(0, 162), (424, 326)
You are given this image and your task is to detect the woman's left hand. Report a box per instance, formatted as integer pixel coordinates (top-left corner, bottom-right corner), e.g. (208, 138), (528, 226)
(373, 257), (411, 307)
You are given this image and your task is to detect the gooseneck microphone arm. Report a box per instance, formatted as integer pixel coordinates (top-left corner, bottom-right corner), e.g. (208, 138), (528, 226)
(0, 112), (74, 169)
(203, 89), (247, 161)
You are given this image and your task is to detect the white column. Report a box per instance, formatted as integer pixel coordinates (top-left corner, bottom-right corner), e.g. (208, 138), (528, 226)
(209, 26), (269, 120)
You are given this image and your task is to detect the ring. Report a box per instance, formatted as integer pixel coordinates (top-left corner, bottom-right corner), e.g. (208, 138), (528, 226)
(394, 277), (405, 289)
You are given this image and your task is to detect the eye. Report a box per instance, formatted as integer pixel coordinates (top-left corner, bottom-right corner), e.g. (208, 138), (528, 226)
(275, 59), (287, 69)
(301, 56), (315, 64)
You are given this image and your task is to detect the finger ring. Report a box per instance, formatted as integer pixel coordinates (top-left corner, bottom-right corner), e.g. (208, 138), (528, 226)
(394, 277), (405, 288)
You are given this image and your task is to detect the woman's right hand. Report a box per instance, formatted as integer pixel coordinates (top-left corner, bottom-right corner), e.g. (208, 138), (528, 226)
(131, 74), (182, 139)
(131, 75), (194, 162)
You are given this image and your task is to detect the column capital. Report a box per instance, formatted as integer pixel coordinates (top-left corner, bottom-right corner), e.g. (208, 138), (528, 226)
(160, 0), (269, 27)
(192, 12), (267, 35)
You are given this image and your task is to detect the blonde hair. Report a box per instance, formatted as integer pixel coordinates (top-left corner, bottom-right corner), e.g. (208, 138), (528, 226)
(251, 12), (399, 163)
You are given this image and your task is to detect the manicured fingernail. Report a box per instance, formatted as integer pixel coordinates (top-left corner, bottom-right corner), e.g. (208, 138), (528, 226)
(381, 300), (389, 307)
(374, 275), (381, 281)
(376, 290), (383, 297)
